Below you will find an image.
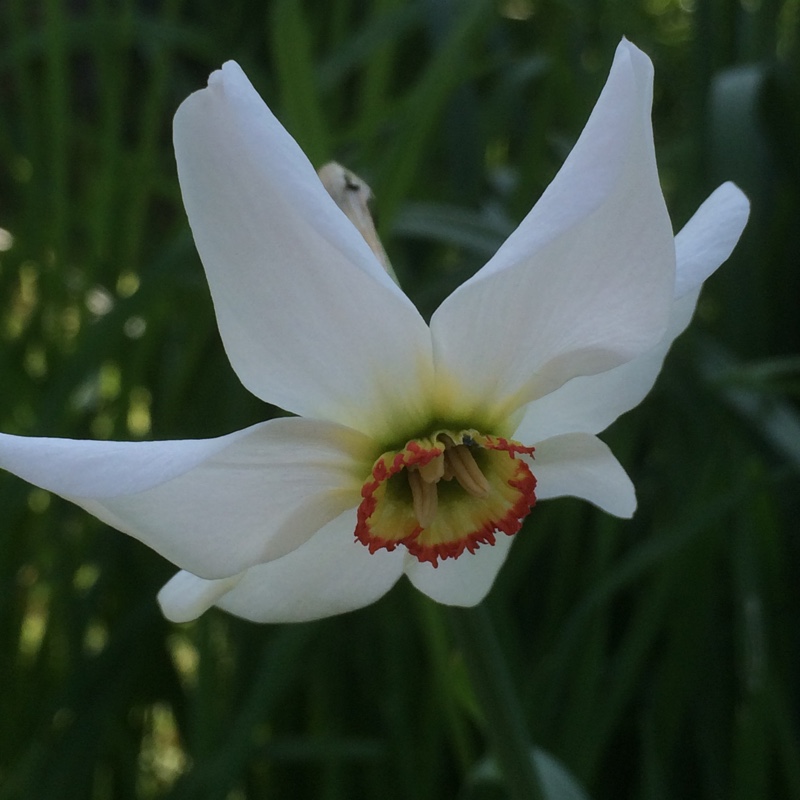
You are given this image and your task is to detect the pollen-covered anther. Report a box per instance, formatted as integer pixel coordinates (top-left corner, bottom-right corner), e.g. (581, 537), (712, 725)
(418, 452), (445, 483)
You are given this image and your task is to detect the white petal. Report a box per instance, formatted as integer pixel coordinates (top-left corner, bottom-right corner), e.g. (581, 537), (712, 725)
(674, 182), (750, 298)
(174, 62), (433, 438)
(164, 510), (406, 623)
(0, 418), (372, 579)
(430, 40), (675, 422)
(532, 433), (635, 518)
(403, 534), (514, 606)
(513, 182), (749, 442)
(513, 289), (699, 443)
(0, 427), (251, 497)
(158, 570), (244, 623)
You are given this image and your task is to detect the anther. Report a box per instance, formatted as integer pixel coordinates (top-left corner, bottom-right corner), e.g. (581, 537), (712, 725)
(418, 452), (445, 483)
(445, 445), (490, 498)
(408, 469), (439, 528)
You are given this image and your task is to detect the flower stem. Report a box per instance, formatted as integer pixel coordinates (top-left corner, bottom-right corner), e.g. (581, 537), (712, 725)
(448, 604), (547, 800)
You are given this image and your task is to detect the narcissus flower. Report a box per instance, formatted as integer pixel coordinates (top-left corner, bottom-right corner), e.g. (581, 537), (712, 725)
(0, 40), (748, 623)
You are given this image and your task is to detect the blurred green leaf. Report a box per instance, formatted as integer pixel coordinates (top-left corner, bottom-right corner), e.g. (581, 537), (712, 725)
(269, 0), (330, 164)
(464, 748), (592, 800)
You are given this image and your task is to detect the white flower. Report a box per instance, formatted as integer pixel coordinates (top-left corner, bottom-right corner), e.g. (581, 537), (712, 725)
(0, 40), (748, 624)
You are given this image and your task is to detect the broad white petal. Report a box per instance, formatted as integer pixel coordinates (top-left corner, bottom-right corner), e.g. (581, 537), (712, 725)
(0, 418), (372, 579)
(513, 182), (749, 442)
(174, 61), (433, 438)
(0, 427), (252, 497)
(162, 510), (406, 623)
(430, 40), (674, 423)
(532, 433), (635, 518)
(403, 534), (514, 606)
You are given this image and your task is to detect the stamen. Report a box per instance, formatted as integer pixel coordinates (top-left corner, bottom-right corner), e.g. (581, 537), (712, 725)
(445, 445), (490, 498)
(418, 452), (445, 483)
(442, 459), (455, 481)
(408, 469), (439, 527)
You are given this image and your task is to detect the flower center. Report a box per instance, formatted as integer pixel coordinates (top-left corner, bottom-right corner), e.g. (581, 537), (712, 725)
(355, 430), (536, 566)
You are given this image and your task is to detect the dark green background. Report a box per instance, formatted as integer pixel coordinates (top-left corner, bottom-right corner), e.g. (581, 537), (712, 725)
(1, 0), (798, 798)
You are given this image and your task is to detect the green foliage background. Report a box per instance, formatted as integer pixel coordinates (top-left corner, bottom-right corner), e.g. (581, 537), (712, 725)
(1, 0), (798, 798)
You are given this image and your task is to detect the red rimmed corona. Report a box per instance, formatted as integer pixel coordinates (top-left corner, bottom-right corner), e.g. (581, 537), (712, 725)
(356, 430), (536, 566)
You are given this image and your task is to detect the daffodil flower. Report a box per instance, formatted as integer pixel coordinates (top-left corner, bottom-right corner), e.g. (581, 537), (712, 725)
(0, 40), (748, 624)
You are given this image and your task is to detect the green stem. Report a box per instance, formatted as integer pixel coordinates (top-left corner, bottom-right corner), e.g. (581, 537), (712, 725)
(448, 605), (547, 800)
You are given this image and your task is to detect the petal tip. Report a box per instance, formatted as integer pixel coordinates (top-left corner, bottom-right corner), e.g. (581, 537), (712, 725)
(615, 37), (653, 81)
(157, 570), (242, 623)
(673, 181), (751, 298)
(718, 180), (751, 218)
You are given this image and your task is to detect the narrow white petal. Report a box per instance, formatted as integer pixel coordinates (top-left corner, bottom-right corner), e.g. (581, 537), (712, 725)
(404, 534), (514, 606)
(174, 62), (433, 438)
(674, 182), (750, 298)
(514, 183), (749, 442)
(1, 418), (372, 579)
(430, 40), (674, 422)
(158, 570), (244, 623)
(532, 433), (635, 518)
(513, 290), (699, 443)
(200, 511), (406, 623)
